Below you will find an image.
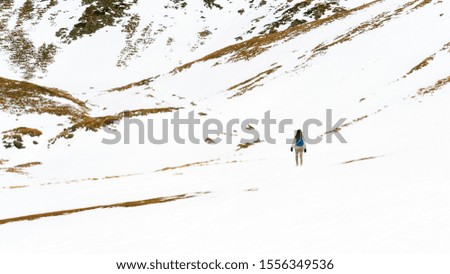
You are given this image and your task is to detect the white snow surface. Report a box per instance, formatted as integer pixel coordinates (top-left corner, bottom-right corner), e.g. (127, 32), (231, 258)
(0, 0), (450, 254)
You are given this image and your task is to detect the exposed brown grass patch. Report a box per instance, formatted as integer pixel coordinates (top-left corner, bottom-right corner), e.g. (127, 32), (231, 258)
(8, 185), (28, 189)
(156, 159), (218, 172)
(51, 107), (179, 142)
(442, 41), (450, 53)
(404, 55), (435, 77)
(325, 115), (368, 134)
(343, 156), (378, 164)
(15, 162), (42, 169)
(417, 75), (450, 95)
(108, 76), (159, 92)
(3, 127), (42, 138)
(227, 66), (281, 99)
(4, 167), (26, 174)
(0, 76), (87, 118)
(237, 139), (261, 151)
(412, 0), (432, 10)
(155, 159), (242, 172)
(3, 161), (41, 175)
(40, 173), (138, 187)
(103, 175), (125, 180)
(404, 41), (450, 78)
(0, 191), (210, 226)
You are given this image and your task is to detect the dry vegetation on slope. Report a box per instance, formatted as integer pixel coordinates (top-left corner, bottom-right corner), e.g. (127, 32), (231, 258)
(2, 127), (42, 149)
(417, 75), (450, 96)
(107, 76), (159, 92)
(403, 41), (450, 78)
(0, 77), (88, 119)
(110, 0), (382, 92)
(1, 161), (41, 175)
(156, 159), (218, 172)
(50, 107), (180, 143)
(227, 65), (282, 99)
(0, 191), (209, 226)
(171, 0), (383, 73)
(170, 0), (435, 78)
(3, 127), (42, 138)
(307, 0), (430, 65)
(0, 75), (182, 147)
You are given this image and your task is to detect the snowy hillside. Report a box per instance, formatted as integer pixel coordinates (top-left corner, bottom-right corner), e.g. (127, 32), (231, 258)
(0, 0), (362, 90)
(1, 0), (450, 258)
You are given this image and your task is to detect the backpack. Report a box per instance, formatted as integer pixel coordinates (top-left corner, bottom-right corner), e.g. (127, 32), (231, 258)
(295, 138), (304, 147)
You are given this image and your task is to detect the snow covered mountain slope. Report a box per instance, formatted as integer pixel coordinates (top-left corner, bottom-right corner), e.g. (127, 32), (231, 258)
(0, 0), (364, 90)
(0, 0), (450, 254)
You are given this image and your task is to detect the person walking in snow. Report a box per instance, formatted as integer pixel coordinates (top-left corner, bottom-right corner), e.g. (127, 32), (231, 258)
(291, 129), (306, 166)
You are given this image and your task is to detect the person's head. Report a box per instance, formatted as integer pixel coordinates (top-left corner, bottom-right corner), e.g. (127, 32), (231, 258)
(295, 129), (302, 139)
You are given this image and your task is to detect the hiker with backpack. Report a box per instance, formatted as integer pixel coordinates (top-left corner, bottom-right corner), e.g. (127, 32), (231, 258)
(291, 129), (307, 166)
